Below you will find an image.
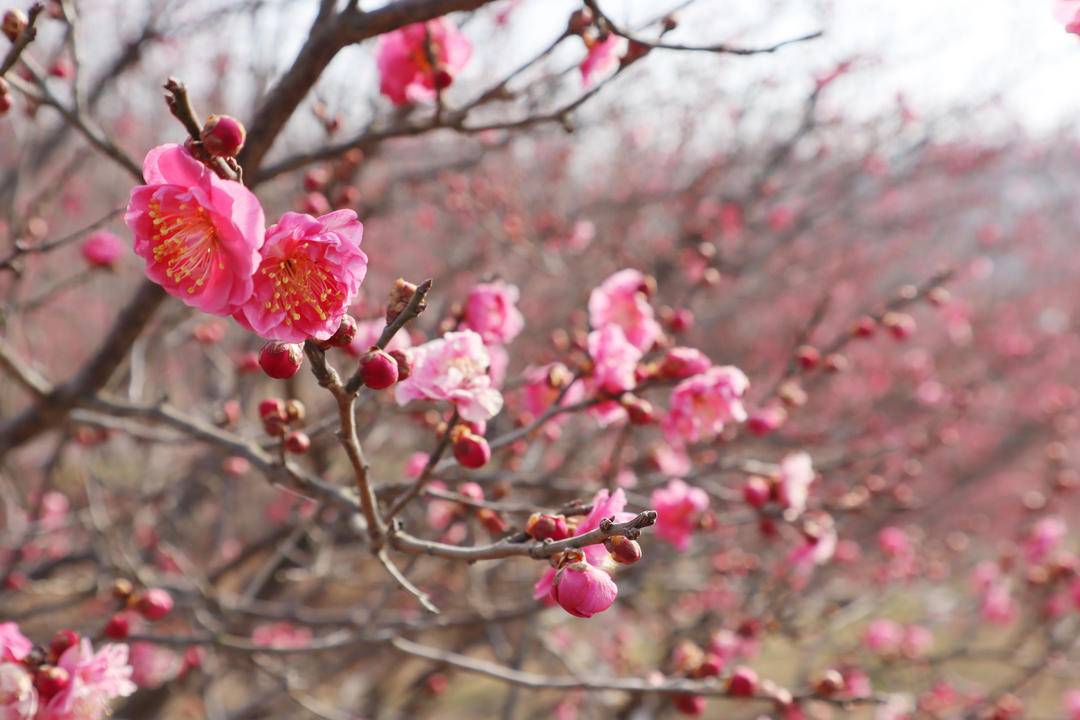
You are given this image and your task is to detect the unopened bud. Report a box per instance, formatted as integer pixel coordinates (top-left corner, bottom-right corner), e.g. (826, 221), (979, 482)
(200, 114), (246, 158)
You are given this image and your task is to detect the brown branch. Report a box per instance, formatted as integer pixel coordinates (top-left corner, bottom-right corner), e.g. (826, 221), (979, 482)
(0, 2), (43, 77)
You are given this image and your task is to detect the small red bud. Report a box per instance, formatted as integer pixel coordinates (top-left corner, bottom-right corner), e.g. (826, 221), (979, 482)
(134, 588), (174, 621)
(795, 345), (820, 370)
(200, 114), (246, 157)
(104, 612), (130, 639)
(34, 666), (71, 701)
(620, 393), (655, 425)
(525, 513), (570, 541)
(284, 430), (311, 454)
(258, 398), (287, 421)
(389, 349), (411, 381)
(673, 693), (706, 716)
(605, 535), (643, 564)
(567, 7), (593, 35)
(453, 430), (491, 469)
(259, 342), (304, 379)
(852, 315), (877, 338)
(727, 666), (758, 697)
(322, 315), (358, 348)
(743, 476), (771, 509)
(2, 9), (27, 42)
(48, 58), (72, 79)
(433, 69), (453, 89)
(49, 629), (80, 660)
(882, 312), (916, 340)
(360, 347), (399, 389)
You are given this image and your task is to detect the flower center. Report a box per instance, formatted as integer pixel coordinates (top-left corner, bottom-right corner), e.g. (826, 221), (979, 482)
(148, 197), (223, 295)
(261, 247), (342, 326)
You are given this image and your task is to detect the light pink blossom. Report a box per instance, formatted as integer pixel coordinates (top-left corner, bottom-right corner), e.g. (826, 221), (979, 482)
(662, 366), (749, 443)
(235, 210), (367, 342)
(0, 623), (31, 662)
(128, 642), (182, 689)
(126, 144), (265, 315)
(460, 280), (524, 345)
(588, 269), (662, 352)
(39, 639), (136, 720)
(376, 19), (473, 105)
(395, 330), (504, 423)
(651, 479), (709, 551)
(776, 452), (814, 519)
(863, 619), (902, 655)
(587, 325), (642, 395)
(0, 663), (36, 720)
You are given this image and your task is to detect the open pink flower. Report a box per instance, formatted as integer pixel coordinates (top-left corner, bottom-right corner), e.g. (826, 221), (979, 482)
(534, 489), (635, 604)
(460, 280), (524, 345)
(588, 325), (642, 395)
(129, 642), (182, 689)
(80, 230), (124, 268)
(0, 664), (36, 720)
(126, 144), (265, 315)
(663, 366), (749, 443)
(395, 330), (504, 423)
(376, 18), (473, 105)
(651, 479), (709, 551)
(39, 639), (136, 720)
(588, 269), (662, 352)
(235, 210), (367, 342)
(0, 623), (31, 662)
(580, 34), (623, 85)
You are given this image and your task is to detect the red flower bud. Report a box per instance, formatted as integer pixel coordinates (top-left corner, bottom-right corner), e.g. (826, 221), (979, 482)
(727, 666), (758, 697)
(2, 9), (27, 42)
(852, 315), (877, 338)
(104, 612), (131, 639)
(389, 349), (411, 381)
(673, 693), (706, 716)
(49, 629), (80, 660)
(743, 476), (771, 508)
(883, 312), (916, 340)
(259, 342), (304, 379)
(284, 430), (311, 454)
(620, 394), (656, 425)
(550, 561), (617, 618)
(605, 535), (643, 564)
(135, 587), (174, 621)
(453, 430), (491, 469)
(795, 345), (820, 370)
(200, 114), (246, 157)
(360, 347), (399, 389)
(747, 405), (786, 436)
(525, 513), (570, 541)
(322, 314), (358, 348)
(34, 666), (71, 701)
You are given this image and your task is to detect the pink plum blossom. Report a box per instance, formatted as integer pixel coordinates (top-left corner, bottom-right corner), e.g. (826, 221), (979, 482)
(863, 619), (902, 655)
(588, 269), (662, 352)
(0, 664), (36, 720)
(776, 452), (814, 519)
(0, 624), (31, 662)
(235, 210), (367, 342)
(395, 330), (504, 423)
(126, 144), (265, 316)
(39, 639), (136, 720)
(587, 325), (642, 395)
(80, 231), (124, 269)
(662, 366), (749, 443)
(534, 488), (635, 607)
(1024, 517), (1066, 564)
(128, 642), (182, 689)
(460, 280), (524, 345)
(376, 19), (473, 105)
(579, 34), (623, 86)
(651, 479), (709, 551)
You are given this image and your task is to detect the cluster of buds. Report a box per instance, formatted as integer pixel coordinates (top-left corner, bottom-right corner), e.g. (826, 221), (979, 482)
(668, 639), (761, 716)
(451, 422), (491, 469)
(525, 512), (570, 541)
(258, 397), (309, 453)
(16, 627), (86, 705)
(104, 580), (174, 640)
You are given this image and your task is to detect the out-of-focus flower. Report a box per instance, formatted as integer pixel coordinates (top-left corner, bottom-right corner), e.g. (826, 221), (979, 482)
(80, 231), (124, 269)
(776, 452), (814, 519)
(128, 642), (182, 689)
(588, 269), (662, 352)
(588, 325), (642, 395)
(651, 479), (709, 551)
(235, 210), (367, 342)
(0, 663), (36, 719)
(39, 639), (136, 720)
(376, 19), (472, 104)
(395, 330), (504, 423)
(0, 623), (32, 662)
(863, 619), (903, 655)
(460, 280), (524, 345)
(1024, 517), (1066, 564)
(126, 144), (265, 315)
(1064, 688), (1080, 719)
(663, 366), (749, 443)
(580, 33), (623, 85)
